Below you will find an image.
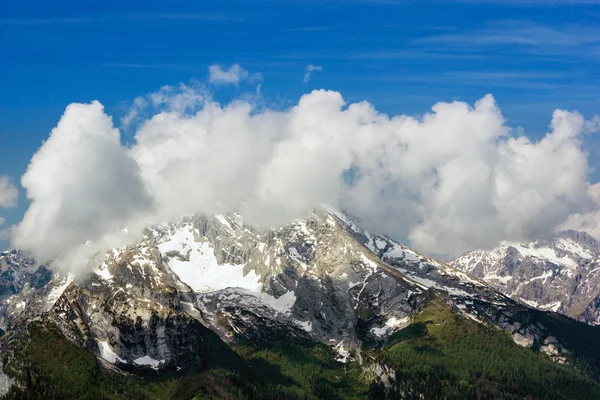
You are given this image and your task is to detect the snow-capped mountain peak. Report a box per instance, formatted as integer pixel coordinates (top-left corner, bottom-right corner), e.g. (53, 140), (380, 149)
(452, 230), (600, 324)
(0, 206), (592, 389)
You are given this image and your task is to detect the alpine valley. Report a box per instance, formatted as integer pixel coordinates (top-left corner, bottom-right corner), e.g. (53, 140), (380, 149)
(1, 207), (599, 399)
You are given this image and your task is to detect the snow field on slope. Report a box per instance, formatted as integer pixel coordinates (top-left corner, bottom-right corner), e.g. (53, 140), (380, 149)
(158, 225), (262, 293)
(158, 224), (297, 314)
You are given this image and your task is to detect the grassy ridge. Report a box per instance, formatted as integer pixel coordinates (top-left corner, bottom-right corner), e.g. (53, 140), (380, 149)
(373, 297), (600, 399)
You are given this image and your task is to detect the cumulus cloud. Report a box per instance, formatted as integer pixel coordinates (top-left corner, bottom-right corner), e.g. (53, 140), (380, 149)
(559, 182), (600, 238)
(11, 83), (600, 276)
(12, 101), (153, 275)
(208, 63), (261, 85)
(0, 176), (18, 208)
(303, 64), (322, 83)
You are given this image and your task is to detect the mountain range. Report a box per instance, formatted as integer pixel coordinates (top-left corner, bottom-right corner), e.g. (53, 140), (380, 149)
(0, 207), (599, 399)
(452, 230), (600, 326)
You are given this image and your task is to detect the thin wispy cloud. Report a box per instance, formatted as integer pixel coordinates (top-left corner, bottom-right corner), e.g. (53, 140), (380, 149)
(102, 63), (203, 71)
(303, 65), (322, 83)
(286, 26), (332, 32)
(103, 63), (168, 69)
(453, 0), (600, 5)
(355, 50), (483, 60)
(432, 71), (570, 83)
(268, 49), (485, 61)
(0, 13), (245, 25)
(317, 0), (600, 5)
(353, 70), (599, 92)
(415, 20), (600, 59)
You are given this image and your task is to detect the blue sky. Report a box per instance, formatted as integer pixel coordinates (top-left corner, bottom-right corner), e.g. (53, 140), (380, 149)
(1, 0), (600, 250)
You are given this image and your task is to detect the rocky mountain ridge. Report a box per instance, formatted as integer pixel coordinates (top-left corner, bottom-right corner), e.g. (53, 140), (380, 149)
(452, 230), (600, 325)
(1, 207), (599, 398)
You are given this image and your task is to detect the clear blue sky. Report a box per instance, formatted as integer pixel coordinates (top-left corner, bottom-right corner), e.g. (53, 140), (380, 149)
(1, 0), (599, 248)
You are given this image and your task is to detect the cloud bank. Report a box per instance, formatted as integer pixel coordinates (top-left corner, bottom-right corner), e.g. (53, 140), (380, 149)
(12, 101), (152, 273)
(10, 83), (600, 275)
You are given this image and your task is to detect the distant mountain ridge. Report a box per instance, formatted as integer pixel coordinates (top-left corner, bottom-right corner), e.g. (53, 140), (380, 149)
(452, 230), (600, 325)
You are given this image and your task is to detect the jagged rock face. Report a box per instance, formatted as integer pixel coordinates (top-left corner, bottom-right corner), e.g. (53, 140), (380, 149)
(0, 250), (67, 330)
(452, 230), (600, 325)
(149, 210), (426, 351)
(0, 208), (594, 381)
(49, 243), (220, 371)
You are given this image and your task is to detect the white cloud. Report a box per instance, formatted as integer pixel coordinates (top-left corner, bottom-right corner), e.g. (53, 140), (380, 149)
(11, 85), (600, 276)
(126, 90), (600, 255)
(12, 101), (152, 275)
(126, 90), (600, 258)
(122, 82), (209, 127)
(559, 182), (600, 237)
(0, 217), (5, 226)
(303, 65), (322, 83)
(0, 176), (18, 208)
(208, 64), (261, 85)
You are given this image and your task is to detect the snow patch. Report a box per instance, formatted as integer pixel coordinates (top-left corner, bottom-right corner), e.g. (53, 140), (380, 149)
(370, 316), (409, 337)
(370, 326), (389, 337)
(557, 238), (593, 260)
(94, 263), (113, 281)
(323, 205), (360, 233)
(46, 273), (74, 306)
(393, 266), (471, 297)
(289, 247), (306, 265)
(97, 340), (126, 364)
(360, 254), (378, 272)
(133, 355), (165, 370)
(159, 226), (262, 293)
(215, 214), (234, 234)
(257, 290), (296, 314)
(295, 319), (313, 332)
(505, 242), (578, 268)
(482, 274), (512, 285)
(333, 341), (353, 363)
(386, 243), (421, 263)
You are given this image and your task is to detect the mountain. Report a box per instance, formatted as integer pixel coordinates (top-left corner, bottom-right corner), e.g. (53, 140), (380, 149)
(452, 230), (600, 326)
(1, 208), (600, 399)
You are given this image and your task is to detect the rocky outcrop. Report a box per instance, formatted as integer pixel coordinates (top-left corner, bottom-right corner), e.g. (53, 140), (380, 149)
(0, 362), (13, 397)
(452, 230), (600, 325)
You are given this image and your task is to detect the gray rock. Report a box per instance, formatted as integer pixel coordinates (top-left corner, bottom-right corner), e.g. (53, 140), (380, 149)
(452, 230), (600, 325)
